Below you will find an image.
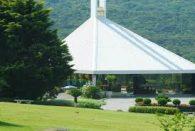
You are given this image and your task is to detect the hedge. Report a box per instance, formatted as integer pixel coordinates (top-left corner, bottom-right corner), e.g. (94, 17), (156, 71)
(32, 100), (74, 107)
(78, 99), (104, 109)
(33, 99), (104, 109)
(189, 100), (195, 105)
(129, 106), (180, 115)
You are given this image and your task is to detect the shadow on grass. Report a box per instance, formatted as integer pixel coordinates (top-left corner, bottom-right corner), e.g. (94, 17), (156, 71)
(0, 121), (22, 127)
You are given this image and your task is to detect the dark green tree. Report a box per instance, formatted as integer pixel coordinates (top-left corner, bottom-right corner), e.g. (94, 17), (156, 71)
(68, 88), (82, 103)
(0, 0), (73, 99)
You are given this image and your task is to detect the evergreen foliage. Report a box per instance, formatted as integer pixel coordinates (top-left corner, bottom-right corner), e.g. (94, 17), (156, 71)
(0, 0), (73, 99)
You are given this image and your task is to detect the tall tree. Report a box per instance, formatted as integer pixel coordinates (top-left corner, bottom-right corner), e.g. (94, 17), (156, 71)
(0, 0), (73, 99)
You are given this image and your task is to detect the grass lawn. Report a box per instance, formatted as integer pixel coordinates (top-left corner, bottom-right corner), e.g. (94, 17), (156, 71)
(0, 102), (161, 131)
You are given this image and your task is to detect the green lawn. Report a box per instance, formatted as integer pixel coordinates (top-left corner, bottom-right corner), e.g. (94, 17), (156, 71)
(0, 102), (161, 131)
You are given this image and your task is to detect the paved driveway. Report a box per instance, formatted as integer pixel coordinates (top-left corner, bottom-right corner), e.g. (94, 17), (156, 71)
(101, 98), (136, 111)
(101, 97), (195, 112)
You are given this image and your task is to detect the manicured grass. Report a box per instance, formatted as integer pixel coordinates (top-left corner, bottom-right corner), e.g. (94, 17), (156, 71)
(0, 102), (161, 131)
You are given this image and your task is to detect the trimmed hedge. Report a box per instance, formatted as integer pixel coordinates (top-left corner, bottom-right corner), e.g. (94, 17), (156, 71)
(33, 99), (104, 109)
(129, 106), (179, 115)
(189, 100), (195, 105)
(33, 100), (74, 106)
(135, 97), (143, 103)
(78, 99), (104, 109)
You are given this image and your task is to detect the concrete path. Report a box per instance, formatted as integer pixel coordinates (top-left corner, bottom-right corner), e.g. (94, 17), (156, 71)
(101, 98), (136, 111)
(101, 97), (195, 112)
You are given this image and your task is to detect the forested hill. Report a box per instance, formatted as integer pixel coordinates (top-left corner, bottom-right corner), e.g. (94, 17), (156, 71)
(45, 0), (195, 62)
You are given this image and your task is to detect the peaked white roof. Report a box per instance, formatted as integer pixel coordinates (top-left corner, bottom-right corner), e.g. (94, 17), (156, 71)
(63, 0), (195, 74)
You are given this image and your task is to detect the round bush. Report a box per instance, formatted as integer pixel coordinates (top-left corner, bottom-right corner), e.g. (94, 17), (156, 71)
(173, 99), (181, 106)
(143, 98), (151, 106)
(156, 94), (171, 102)
(135, 97), (143, 103)
(157, 98), (168, 106)
(82, 86), (101, 99)
(189, 100), (195, 105)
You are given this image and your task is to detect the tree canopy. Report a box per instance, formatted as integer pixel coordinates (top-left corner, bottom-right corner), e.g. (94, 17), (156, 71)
(0, 0), (73, 99)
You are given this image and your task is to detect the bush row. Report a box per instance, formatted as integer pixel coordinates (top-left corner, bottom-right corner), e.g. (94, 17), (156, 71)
(135, 94), (195, 106)
(33, 99), (104, 109)
(129, 106), (180, 115)
(135, 97), (152, 106)
(135, 98), (183, 106)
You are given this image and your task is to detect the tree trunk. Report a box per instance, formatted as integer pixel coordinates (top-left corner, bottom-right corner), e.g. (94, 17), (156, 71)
(74, 97), (78, 103)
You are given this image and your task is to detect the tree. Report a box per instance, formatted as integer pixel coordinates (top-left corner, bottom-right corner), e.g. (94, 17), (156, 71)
(0, 0), (73, 99)
(105, 75), (117, 91)
(68, 88), (82, 103)
(82, 86), (101, 99)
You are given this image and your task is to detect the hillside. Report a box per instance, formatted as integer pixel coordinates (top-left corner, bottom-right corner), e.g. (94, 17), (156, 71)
(45, 0), (195, 62)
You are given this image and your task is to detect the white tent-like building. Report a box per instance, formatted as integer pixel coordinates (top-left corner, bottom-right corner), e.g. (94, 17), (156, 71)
(63, 0), (195, 84)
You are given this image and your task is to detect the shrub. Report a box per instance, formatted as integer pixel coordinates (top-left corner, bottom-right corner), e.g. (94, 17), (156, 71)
(33, 99), (104, 109)
(178, 104), (195, 112)
(158, 113), (193, 131)
(135, 97), (143, 103)
(82, 86), (101, 99)
(156, 94), (171, 102)
(105, 75), (117, 82)
(143, 98), (151, 106)
(173, 99), (181, 106)
(0, 98), (14, 102)
(33, 100), (74, 107)
(189, 100), (195, 105)
(111, 83), (121, 92)
(78, 99), (104, 109)
(68, 88), (82, 103)
(129, 106), (179, 115)
(157, 98), (168, 106)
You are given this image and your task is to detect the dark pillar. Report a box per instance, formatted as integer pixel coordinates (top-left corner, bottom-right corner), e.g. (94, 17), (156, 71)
(133, 75), (139, 94)
(133, 75), (146, 94)
(192, 74), (195, 94)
